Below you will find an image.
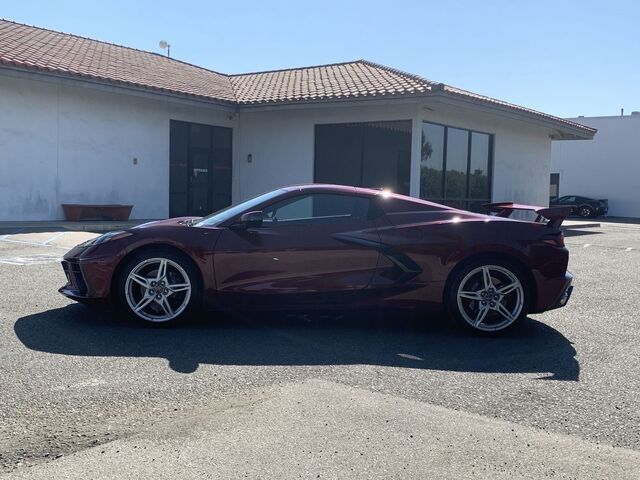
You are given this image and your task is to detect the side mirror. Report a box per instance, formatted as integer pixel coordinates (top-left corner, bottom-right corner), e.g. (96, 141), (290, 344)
(233, 210), (263, 229)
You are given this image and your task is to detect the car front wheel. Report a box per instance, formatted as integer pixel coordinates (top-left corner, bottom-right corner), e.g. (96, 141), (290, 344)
(118, 249), (199, 325)
(446, 259), (529, 335)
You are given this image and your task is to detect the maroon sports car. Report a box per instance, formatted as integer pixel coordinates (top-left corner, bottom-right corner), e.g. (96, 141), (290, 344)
(60, 184), (573, 335)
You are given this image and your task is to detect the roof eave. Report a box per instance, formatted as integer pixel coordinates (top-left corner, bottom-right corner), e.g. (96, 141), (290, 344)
(428, 89), (595, 140)
(234, 91), (596, 140)
(0, 63), (238, 110)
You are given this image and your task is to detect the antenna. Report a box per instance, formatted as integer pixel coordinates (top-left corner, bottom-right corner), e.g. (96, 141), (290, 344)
(159, 40), (171, 58)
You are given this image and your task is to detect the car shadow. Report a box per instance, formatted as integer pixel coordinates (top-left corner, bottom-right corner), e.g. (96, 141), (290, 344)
(14, 305), (579, 380)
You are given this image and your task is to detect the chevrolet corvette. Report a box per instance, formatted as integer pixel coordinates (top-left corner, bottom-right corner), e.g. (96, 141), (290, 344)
(60, 184), (574, 334)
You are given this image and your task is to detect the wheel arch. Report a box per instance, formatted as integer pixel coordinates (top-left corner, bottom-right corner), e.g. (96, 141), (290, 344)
(443, 251), (537, 306)
(111, 243), (204, 305)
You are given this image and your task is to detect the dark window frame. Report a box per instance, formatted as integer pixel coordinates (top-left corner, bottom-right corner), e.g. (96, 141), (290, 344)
(420, 120), (494, 211)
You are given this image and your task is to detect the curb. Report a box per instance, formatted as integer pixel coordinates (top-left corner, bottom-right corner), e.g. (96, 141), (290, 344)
(0, 220), (152, 235)
(561, 222), (601, 230)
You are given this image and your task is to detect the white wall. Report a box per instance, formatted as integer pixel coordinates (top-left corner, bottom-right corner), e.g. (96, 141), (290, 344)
(236, 99), (554, 207)
(551, 114), (640, 217)
(0, 73), (236, 220)
(1, 71), (560, 222)
(234, 102), (421, 201)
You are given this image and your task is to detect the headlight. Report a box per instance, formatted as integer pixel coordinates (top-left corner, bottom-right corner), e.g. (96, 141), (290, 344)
(77, 230), (131, 248)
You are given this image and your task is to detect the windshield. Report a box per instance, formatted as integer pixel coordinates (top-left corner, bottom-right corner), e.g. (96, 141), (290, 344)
(194, 189), (286, 227)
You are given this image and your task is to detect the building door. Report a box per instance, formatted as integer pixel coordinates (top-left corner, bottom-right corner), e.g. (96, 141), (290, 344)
(169, 120), (232, 217)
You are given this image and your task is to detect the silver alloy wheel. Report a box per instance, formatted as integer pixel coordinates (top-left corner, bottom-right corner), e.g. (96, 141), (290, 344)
(456, 265), (524, 332)
(125, 257), (192, 323)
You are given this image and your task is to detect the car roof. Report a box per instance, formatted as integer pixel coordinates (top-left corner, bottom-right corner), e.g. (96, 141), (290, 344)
(281, 183), (453, 210)
(562, 195), (595, 200)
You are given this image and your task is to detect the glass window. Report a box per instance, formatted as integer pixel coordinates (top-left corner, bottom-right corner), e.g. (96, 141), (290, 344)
(315, 121), (412, 195)
(420, 123), (445, 200)
(420, 122), (492, 212)
(549, 173), (560, 200)
(195, 189), (285, 227)
(263, 194), (370, 225)
(445, 128), (469, 205)
(469, 132), (491, 211)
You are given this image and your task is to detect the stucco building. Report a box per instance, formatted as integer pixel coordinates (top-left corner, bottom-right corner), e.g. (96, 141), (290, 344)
(0, 19), (595, 221)
(551, 113), (639, 218)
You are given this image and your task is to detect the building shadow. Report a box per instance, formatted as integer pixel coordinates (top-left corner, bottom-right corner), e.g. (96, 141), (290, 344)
(14, 305), (579, 380)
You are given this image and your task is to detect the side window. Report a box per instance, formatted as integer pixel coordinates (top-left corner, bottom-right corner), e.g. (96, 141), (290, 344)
(563, 196), (576, 204)
(263, 194), (370, 225)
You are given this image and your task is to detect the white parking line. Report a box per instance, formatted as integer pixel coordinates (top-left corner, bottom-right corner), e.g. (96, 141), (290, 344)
(43, 232), (67, 245)
(583, 244), (591, 248)
(0, 254), (63, 265)
(0, 238), (68, 249)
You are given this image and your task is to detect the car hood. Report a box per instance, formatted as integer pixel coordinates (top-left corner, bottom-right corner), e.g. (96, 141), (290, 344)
(132, 217), (203, 229)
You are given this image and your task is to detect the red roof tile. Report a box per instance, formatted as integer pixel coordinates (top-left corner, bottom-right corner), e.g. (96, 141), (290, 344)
(0, 19), (595, 137)
(229, 60), (434, 104)
(0, 19), (235, 103)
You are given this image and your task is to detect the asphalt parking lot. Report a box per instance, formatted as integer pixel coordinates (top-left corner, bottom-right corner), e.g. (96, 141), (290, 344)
(1, 224), (639, 478)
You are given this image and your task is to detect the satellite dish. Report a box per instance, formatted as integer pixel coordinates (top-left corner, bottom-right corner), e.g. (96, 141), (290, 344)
(159, 40), (171, 57)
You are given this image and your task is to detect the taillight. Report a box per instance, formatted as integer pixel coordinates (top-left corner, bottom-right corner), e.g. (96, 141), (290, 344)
(541, 231), (564, 247)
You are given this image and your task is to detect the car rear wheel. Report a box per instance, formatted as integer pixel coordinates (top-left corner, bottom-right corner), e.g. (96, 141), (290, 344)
(118, 249), (199, 326)
(578, 205), (594, 218)
(446, 259), (529, 335)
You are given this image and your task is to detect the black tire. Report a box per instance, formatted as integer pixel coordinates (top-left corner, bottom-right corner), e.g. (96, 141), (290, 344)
(116, 247), (200, 326)
(445, 257), (530, 336)
(578, 205), (594, 218)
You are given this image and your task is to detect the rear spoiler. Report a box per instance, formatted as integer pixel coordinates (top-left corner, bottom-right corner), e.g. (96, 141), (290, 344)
(484, 202), (572, 228)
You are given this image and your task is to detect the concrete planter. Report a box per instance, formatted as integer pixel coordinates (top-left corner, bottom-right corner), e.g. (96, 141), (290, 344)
(62, 204), (133, 222)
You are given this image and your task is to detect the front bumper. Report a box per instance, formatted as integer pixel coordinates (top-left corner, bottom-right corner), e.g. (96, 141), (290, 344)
(58, 243), (119, 304)
(60, 259), (88, 297)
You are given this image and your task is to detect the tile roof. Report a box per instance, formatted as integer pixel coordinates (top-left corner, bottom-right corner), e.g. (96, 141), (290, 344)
(0, 19), (595, 137)
(0, 19), (235, 103)
(229, 60), (435, 104)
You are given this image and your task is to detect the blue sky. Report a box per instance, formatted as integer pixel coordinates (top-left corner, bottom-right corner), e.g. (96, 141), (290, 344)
(2, 0), (638, 117)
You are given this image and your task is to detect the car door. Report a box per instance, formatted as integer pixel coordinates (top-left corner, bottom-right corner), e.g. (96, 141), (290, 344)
(213, 192), (381, 305)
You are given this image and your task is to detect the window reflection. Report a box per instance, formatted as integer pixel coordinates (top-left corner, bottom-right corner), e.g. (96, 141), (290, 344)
(420, 123), (445, 199)
(445, 128), (469, 203)
(420, 122), (492, 212)
(315, 121), (412, 195)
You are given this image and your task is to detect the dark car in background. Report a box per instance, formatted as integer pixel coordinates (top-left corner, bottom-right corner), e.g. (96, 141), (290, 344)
(550, 195), (608, 218)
